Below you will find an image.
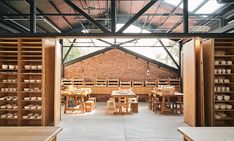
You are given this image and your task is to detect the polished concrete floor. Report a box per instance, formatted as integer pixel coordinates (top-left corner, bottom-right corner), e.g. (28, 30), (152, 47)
(57, 102), (188, 141)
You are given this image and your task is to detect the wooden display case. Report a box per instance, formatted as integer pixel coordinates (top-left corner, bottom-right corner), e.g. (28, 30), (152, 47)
(145, 80), (157, 87)
(120, 81), (132, 87)
(169, 79), (181, 92)
(96, 78), (107, 87)
(132, 81), (144, 87)
(0, 38), (59, 126)
(108, 78), (119, 87)
(84, 79), (95, 87)
(73, 78), (84, 87)
(203, 38), (234, 126)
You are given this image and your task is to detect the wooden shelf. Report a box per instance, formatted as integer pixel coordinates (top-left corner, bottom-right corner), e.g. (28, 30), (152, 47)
(214, 116), (234, 121)
(214, 109), (234, 112)
(214, 100), (234, 103)
(215, 73), (234, 76)
(215, 55), (234, 58)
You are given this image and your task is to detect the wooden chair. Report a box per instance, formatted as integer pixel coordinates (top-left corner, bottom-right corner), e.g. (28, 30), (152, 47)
(117, 97), (128, 113)
(128, 97), (138, 113)
(107, 97), (116, 110)
(88, 97), (96, 108)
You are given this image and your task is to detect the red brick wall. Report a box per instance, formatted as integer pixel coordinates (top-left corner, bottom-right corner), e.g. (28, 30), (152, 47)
(64, 49), (178, 80)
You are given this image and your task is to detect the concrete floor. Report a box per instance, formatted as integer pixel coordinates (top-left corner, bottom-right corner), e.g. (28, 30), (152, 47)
(57, 102), (188, 141)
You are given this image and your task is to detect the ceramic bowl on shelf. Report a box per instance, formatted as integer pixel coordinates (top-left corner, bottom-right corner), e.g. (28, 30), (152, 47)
(13, 105), (18, 109)
(31, 106), (36, 109)
(2, 64), (8, 69)
(7, 114), (13, 118)
(214, 104), (220, 110)
(0, 105), (6, 109)
(24, 80), (30, 83)
(29, 116), (35, 119)
(227, 61), (232, 65)
(34, 113), (40, 116)
(0, 114), (7, 119)
(226, 104), (233, 110)
(4, 88), (9, 92)
(31, 65), (37, 70)
(0, 88), (4, 92)
(8, 88), (13, 92)
(8, 65), (15, 70)
(24, 65), (31, 70)
(24, 106), (30, 109)
(220, 104), (226, 110)
(6, 96), (12, 101)
(37, 97), (42, 100)
(12, 79), (17, 83)
(221, 61), (226, 65)
(28, 113), (33, 116)
(36, 105), (42, 109)
(224, 79), (230, 83)
(217, 95), (223, 101)
(215, 114), (222, 119)
(34, 87), (40, 91)
(215, 79), (219, 83)
(218, 112), (227, 117)
(13, 115), (18, 119)
(13, 96), (17, 101)
(0, 97), (5, 100)
(36, 80), (41, 83)
(30, 80), (35, 83)
(24, 88), (30, 91)
(2, 80), (7, 83)
(31, 97), (37, 100)
(24, 97), (30, 100)
(37, 65), (42, 70)
(36, 115), (42, 119)
(224, 95), (230, 101)
(227, 69), (231, 74)
(7, 105), (12, 109)
(215, 61), (219, 65)
(23, 115), (28, 119)
(226, 87), (230, 92)
(15, 65), (18, 69)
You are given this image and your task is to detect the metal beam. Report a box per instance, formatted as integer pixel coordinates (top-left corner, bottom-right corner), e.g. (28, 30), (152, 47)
(111, 0), (116, 33)
(117, 0), (158, 33)
(64, 0), (110, 33)
(183, 0), (188, 33)
(30, 0), (36, 33)
(97, 39), (114, 46)
(0, 33), (233, 38)
(49, 0), (73, 29)
(117, 39), (137, 46)
(158, 39), (180, 69)
(63, 39), (77, 62)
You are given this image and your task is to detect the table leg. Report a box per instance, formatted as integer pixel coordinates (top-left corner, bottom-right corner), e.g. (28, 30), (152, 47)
(64, 96), (69, 114)
(161, 96), (165, 113)
(178, 96), (183, 114)
(126, 97), (129, 113)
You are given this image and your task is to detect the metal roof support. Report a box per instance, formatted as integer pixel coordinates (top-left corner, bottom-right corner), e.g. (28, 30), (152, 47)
(63, 39), (77, 63)
(49, 1), (73, 29)
(64, 0), (110, 33)
(25, 0), (61, 33)
(117, 0), (158, 33)
(111, 0), (116, 33)
(183, 0), (188, 33)
(117, 39), (137, 46)
(30, 0), (36, 33)
(158, 39), (180, 69)
(97, 39), (114, 46)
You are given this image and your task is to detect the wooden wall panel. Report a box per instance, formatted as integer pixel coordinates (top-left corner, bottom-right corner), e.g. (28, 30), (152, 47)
(183, 39), (196, 127)
(202, 39), (214, 126)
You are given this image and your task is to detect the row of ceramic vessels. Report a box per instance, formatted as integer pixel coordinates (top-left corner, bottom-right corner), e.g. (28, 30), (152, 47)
(24, 79), (41, 83)
(1, 64), (18, 70)
(24, 104), (42, 110)
(214, 112), (228, 119)
(0, 88), (17, 92)
(214, 103), (233, 110)
(2, 79), (17, 83)
(214, 78), (230, 83)
(24, 65), (42, 70)
(215, 60), (232, 65)
(214, 86), (230, 92)
(0, 104), (18, 109)
(0, 96), (18, 101)
(23, 97), (42, 101)
(0, 113), (18, 119)
(214, 69), (232, 74)
(215, 95), (231, 101)
(22, 113), (41, 119)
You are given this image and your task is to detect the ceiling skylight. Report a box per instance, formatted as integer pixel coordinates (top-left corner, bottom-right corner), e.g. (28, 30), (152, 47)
(164, 0), (181, 6)
(196, 0), (223, 14)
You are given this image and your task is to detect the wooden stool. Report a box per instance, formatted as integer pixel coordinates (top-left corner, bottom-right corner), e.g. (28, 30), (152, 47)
(88, 97), (96, 108)
(85, 101), (94, 112)
(130, 103), (138, 113)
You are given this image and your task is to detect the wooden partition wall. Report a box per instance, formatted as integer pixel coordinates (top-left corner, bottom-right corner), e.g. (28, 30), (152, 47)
(182, 38), (205, 127)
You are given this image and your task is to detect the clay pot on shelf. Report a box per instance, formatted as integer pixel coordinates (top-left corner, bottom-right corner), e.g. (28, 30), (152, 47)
(8, 65), (15, 70)
(2, 64), (8, 69)
(24, 65), (30, 70)
(224, 95), (230, 101)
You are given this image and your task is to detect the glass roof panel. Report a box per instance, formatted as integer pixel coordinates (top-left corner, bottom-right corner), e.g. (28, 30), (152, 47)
(196, 0), (223, 14)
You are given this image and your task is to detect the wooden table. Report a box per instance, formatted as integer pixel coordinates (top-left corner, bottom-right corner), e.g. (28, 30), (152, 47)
(111, 90), (136, 114)
(61, 89), (90, 114)
(178, 127), (234, 141)
(152, 89), (183, 114)
(0, 127), (62, 141)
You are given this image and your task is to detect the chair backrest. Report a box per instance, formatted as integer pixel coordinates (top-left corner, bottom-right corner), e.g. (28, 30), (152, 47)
(128, 97), (138, 103)
(119, 97), (127, 103)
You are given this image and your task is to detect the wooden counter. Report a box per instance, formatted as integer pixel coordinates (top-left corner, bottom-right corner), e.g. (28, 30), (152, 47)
(178, 127), (234, 141)
(0, 127), (62, 141)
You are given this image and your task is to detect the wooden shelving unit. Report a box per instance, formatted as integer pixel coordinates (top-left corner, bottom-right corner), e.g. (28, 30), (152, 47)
(84, 79), (95, 87)
(203, 38), (234, 126)
(73, 78), (84, 87)
(107, 78), (119, 87)
(145, 80), (157, 87)
(169, 79), (181, 92)
(0, 38), (58, 126)
(158, 79), (168, 86)
(120, 81), (131, 87)
(96, 78), (107, 87)
(132, 81), (144, 87)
